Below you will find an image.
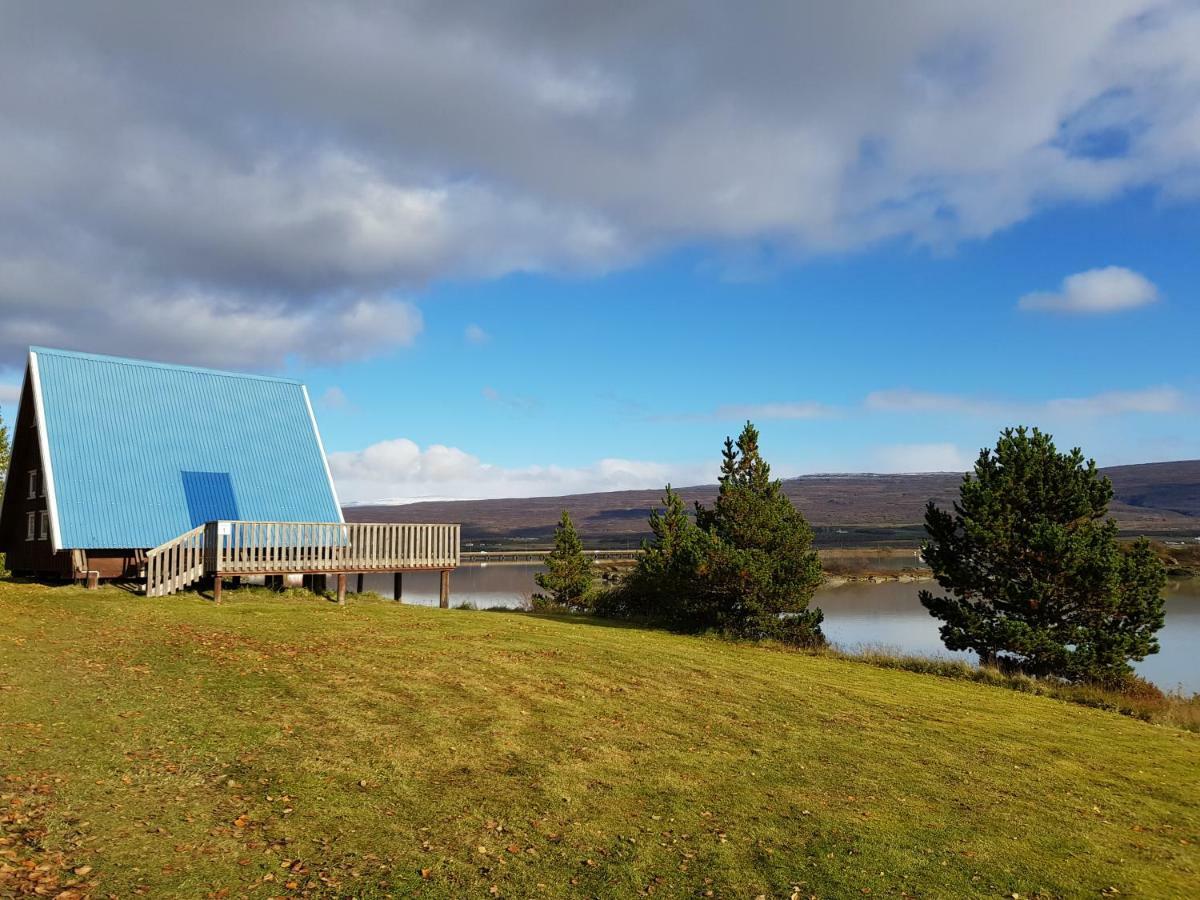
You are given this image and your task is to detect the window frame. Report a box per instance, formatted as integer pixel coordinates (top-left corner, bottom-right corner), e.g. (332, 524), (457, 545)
(26, 511), (36, 541)
(38, 511), (49, 541)
(27, 469), (38, 500)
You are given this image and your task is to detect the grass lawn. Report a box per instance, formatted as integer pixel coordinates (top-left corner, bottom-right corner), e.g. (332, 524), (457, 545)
(1, 582), (1197, 898)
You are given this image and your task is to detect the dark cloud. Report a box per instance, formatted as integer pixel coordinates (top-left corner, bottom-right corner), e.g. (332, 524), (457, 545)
(1, 0), (1198, 370)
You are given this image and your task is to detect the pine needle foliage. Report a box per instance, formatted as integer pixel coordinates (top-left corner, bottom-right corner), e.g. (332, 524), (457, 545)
(0, 407), (10, 489)
(533, 510), (596, 612)
(692, 421), (825, 644)
(920, 426), (1167, 684)
(616, 423), (824, 646)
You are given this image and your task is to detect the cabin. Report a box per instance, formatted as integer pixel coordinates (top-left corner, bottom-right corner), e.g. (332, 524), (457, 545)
(0, 347), (459, 602)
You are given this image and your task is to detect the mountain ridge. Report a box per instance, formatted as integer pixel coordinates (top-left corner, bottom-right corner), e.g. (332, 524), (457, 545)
(344, 459), (1200, 548)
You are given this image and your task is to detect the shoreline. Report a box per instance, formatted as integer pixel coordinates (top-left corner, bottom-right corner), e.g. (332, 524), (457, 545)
(822, 571), (933, 587)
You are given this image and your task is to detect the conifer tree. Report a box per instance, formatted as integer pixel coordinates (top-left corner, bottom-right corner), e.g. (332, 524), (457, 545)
(622, 485), (708, 621)
(533, 510), (596, 612)
(921, 426), (1166, 683)
(0, 408), (10, 491)
(693, 422), (825, 645)
(0, 409), (8, 574)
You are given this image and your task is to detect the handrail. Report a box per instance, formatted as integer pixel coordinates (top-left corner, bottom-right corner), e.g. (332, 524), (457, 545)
(209, 521), (460, 574)
(144, 521), (461, 596)
(145, 524), (207, 597)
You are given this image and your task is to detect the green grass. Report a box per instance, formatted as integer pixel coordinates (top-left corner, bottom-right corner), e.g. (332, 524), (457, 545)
(1, 582), (1197, 898)
(817, 647), (1200, 733)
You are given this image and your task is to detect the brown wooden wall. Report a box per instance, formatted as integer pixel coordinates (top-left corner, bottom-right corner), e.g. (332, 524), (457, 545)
(0, 373), (70, 576)
(1, 372), (146, 581)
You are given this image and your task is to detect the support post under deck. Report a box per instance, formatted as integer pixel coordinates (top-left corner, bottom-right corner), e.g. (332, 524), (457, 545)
(213, 575), (222, 604)
(337, 573), (346, 606)
(394, 572), (403, 603)
(439, 569), (450, 608)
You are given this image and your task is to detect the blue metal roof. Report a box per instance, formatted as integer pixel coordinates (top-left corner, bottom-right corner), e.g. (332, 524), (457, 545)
(30, 347), (342, 549)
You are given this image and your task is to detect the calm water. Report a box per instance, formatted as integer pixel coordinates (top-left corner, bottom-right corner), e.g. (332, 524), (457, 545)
(358, 565), (1200, 694)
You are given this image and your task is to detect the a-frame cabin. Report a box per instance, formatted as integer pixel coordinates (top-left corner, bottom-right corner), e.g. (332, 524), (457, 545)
(0, 347), (458, 601)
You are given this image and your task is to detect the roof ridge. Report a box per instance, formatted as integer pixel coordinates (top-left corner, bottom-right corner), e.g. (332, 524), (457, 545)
(29, 346), (305, 385)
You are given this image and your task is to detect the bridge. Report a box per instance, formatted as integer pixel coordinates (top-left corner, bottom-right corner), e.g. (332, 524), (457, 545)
(460, 549), (641, 566)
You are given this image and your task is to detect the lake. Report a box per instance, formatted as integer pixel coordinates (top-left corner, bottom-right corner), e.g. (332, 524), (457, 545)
(357, 565), (1200, 695)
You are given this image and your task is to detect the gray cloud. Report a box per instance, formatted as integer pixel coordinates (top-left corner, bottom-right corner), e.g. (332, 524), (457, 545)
(1, 1), (1199, 367)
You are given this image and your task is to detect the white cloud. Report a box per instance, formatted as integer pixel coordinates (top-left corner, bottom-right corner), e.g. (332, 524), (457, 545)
(652, 400), (836, 423)
(319, 386), (348, 409)
(328, 437), (714, 503)
(1043, 386), (1184, 416)
(482, 385), (540, 413)
(865, 389), (981, 415)
(0, 381), (19, 409)
(712, 401), (835, 421)
(464, 323), (491, 345)
(865, 385), (1185, 419)
(871, 443), (971, 473)
(1018, 266), (1160, 313)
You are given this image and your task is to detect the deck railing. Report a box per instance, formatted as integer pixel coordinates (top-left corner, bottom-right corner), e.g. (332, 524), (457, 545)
(206, 521), (460, 574)
(145, 521), (460, 596)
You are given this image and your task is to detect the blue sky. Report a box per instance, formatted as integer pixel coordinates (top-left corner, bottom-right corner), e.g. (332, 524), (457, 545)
(0, 2), (1197, 501)
(306, 188), (1198, 500)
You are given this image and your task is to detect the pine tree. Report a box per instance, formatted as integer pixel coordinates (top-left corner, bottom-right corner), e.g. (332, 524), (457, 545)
(622, 485), (708, 622)
(0, 408), (9, 575)
(0, 407), (10, 491)
(920, 426), (1166, 683)
(533, 510), (596, 612)
(693, 422), (825, 645)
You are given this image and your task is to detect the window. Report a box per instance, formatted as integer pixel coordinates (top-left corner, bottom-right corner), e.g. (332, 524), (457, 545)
(26, 512), (35, 541)
(38, 511), (49, 541)
(27, 469), (37, 500)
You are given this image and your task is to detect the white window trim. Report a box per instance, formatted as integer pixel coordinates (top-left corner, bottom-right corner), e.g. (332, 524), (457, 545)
(26, 511), (36, 541)
(27, 469), (37, 500)
(38, 511), (49, 541)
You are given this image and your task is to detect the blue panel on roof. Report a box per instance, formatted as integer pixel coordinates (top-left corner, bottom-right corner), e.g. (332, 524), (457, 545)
(181, 471), (240, 528)
(31, 347), (341, 549)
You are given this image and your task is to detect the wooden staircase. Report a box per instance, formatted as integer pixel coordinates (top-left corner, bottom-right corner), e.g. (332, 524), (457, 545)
(145, 524), (208, 597)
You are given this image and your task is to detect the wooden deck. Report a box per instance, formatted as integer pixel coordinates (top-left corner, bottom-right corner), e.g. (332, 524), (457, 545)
(146, 521), (460, 602)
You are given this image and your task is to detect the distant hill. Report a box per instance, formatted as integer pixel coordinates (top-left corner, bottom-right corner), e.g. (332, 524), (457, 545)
(345, 460), (1200, 549)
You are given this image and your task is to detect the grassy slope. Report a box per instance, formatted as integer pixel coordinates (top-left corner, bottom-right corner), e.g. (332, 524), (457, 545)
(1, 583), (1197, 898)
